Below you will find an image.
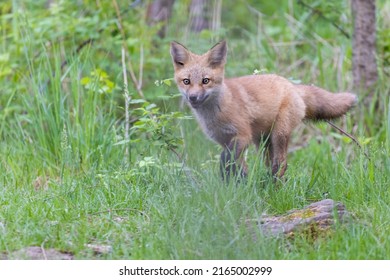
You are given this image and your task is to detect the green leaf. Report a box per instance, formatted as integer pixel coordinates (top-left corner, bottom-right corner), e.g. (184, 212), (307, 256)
(0, 53), (10, 62)
(359, 137), (372, 146)
(162, 79), (173, 86)
(105, 79), (114, 90)
(129, 99), (146, 104)
(80, 77), (91, 85)
(126, 38), (139, 46)
(145, 104), (157, 110)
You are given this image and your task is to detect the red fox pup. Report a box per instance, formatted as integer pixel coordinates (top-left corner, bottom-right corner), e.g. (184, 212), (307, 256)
(170, 40), (357, 179)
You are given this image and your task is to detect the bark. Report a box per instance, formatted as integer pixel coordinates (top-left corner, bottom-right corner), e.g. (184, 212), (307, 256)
(146, 0), (175, 38)
(211, 0), (222, 32)
(351, 0), (378, 99)
(189, 0), (210, 32)
(250, 199), (349, 238)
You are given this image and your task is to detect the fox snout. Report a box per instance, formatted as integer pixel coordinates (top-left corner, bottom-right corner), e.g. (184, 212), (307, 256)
(188, 93), (206, 107)
(186, 92), (209, 108)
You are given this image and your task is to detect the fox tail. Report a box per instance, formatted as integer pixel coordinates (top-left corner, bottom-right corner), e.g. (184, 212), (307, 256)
(297, 84), (357, 121)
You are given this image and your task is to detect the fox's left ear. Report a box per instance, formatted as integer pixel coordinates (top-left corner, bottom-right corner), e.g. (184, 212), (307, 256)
(207, 40), (227, 68)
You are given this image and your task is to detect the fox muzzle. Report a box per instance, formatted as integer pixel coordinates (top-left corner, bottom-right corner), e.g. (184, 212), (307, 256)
(187, 93), (209, 108)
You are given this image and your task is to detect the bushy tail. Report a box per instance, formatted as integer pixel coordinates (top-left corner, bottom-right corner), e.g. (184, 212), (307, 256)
(297, 84), (357, 121)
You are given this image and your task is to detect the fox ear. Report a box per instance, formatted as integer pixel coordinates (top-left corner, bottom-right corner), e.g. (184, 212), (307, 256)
(170, 41), (190, 68)
(207, 40), (227, 68)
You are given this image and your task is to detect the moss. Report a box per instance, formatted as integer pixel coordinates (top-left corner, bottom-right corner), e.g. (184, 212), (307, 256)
(281, 209), (317, 222)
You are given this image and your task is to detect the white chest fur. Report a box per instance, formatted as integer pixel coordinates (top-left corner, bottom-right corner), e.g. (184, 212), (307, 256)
(193, 107), (237, 146)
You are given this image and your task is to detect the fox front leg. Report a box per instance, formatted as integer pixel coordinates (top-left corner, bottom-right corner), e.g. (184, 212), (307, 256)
(219, 140), (248, 181)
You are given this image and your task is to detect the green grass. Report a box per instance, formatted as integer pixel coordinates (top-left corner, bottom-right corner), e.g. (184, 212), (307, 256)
(1, 0), (390, 260)
(1, 105), (389, 259)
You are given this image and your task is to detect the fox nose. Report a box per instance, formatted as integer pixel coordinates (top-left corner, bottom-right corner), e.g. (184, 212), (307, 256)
(189, 95), (197, 102)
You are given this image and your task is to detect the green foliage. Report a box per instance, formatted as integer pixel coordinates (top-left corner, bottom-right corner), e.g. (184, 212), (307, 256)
(131, 99), (190, 151)
(0, 0), (389, 260)
(81, 69), (115, 94)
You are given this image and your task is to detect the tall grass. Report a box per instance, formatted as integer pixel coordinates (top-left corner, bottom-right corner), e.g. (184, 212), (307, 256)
(17, 45), (122, 172)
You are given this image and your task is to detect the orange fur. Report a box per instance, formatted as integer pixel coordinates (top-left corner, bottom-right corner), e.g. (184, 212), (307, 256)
(170, 40), (357, 178)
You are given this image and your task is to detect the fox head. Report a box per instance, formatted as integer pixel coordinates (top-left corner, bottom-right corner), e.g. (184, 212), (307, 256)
(170, 40), (227, 109)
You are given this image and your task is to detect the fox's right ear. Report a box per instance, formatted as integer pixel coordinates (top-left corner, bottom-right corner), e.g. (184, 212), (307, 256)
(170, 41), (190, 68)
(207, 40), (227, 68)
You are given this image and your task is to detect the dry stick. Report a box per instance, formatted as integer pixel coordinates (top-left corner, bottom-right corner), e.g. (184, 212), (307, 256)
(125, 51), (145, 99)
(138, 44), (144, 92)
(121, 47), (130, 158)
(325, 120), (369, 159)
(112, 0), (145, 99)
(40, 240), (48, 260)
(88, 208), (151, 223)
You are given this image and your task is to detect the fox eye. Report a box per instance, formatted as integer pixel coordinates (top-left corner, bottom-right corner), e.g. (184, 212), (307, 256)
(202, 78), (210, 84)
(183, 78), (190, 85)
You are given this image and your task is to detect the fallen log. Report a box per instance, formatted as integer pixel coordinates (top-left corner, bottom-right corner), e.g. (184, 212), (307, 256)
(253, 199), (349, 237)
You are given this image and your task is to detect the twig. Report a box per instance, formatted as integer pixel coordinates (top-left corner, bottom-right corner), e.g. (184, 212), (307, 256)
(138, 44), (144, 92)
(40, 240), (48, 260)
(126, 52), (145, 99)
(112, 0), (145, 99)
(297, 0), (350, 39)
(325, 120), (369, 158)
(121, 47), (130, 159)
(88, 208), (150, 223)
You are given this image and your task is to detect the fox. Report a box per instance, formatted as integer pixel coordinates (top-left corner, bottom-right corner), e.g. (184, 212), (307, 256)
(170, 40), (357, 179)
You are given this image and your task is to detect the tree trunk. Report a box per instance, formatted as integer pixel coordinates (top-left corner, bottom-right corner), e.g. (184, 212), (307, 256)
(351, 0), (378, 101)
(146, 0), (175, 38)
(189, 0), (210, 33)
